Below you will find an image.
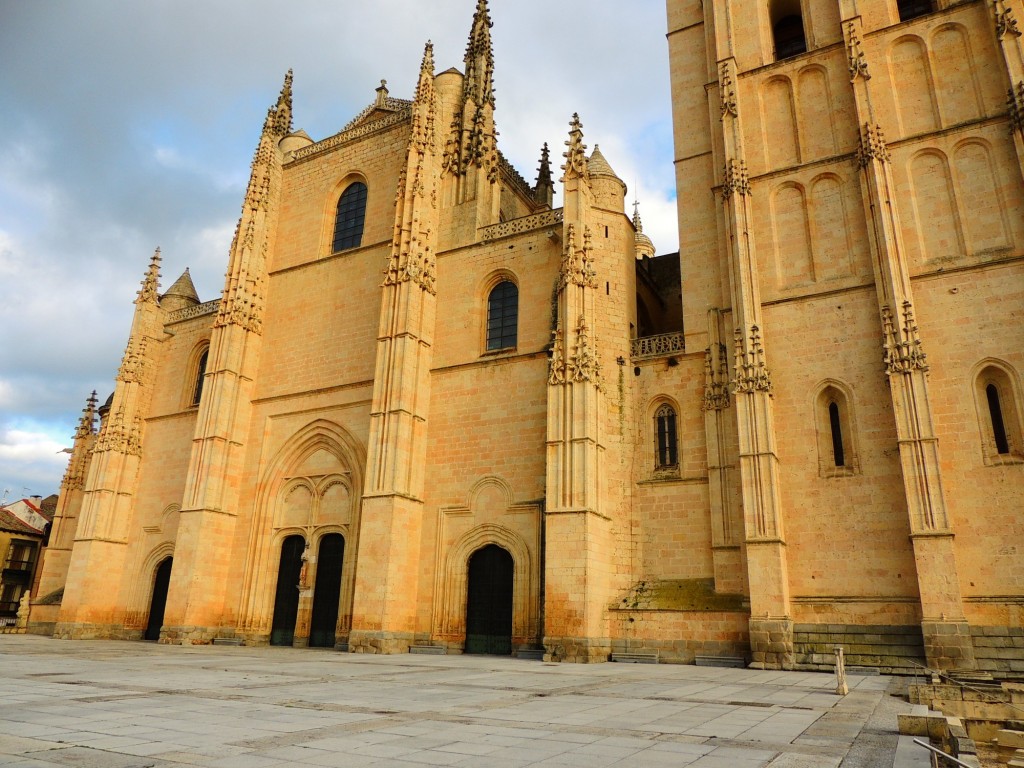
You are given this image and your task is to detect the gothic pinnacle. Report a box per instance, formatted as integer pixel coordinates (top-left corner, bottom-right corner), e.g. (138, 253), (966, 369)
(275, 69), (294, 135)
(137, 247), (161, 305)
(262, 69), (294, 138)
(417, 41), (435, 97)
(534, 142), (554, 206)
(561, 114), (589, 181)
(75, 391), (99, 439)
(464, 0), (494, 107)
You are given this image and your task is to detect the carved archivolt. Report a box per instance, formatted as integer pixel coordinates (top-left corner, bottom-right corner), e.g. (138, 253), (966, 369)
(238, 419), (365, 635)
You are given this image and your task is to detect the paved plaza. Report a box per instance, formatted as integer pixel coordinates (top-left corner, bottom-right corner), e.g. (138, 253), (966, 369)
(0, 635), (923, 767)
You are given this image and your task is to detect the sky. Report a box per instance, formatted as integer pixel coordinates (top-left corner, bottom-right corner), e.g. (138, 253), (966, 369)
(0, 0), (679, 500)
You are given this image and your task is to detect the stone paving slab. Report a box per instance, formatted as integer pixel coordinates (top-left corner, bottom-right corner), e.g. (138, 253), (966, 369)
(0, 635), (918, 767)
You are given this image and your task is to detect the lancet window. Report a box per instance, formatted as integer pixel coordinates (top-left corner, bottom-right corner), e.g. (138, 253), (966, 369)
(655, 403), (679, 470)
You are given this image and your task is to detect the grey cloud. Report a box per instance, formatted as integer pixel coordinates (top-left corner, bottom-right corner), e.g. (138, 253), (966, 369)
(0, 0), (676, 496)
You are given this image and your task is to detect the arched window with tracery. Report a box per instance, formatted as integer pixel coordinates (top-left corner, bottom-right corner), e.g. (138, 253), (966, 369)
(332, 181), (368, 252)
(655, 403), (679, 471)
(770, 0), (807, 60)
(486, 280), (518, 351)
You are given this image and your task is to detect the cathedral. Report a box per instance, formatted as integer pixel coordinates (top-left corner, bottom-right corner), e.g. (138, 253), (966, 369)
(33, 0), (1024, 673)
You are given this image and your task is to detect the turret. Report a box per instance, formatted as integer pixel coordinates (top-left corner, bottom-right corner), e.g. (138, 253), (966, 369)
(161, 268), (200, 312)
(587, 145), (626, 212)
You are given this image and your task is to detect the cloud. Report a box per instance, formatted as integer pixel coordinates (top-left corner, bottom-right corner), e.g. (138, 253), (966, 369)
(0, 0), (680, 496)
(0, 424), (71, 499)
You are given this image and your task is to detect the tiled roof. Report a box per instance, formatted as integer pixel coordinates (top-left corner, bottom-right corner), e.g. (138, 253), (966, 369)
(0, 508), (44, 536)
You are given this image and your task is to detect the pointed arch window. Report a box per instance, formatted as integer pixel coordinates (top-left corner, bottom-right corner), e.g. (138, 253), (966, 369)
(974, 364), (1023, 464)
(486, 280), (518, 351)
(655, 403), (679, 471)
(332, 181), (368, 252)
(897, 0), (933, 22)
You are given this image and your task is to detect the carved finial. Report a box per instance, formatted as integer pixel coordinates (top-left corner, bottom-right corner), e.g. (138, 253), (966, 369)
(720, 62), (737, 118)
(464, 0), (495, 107)
(722, 159), (750, 199)
(137, 248), (161, 305)
(996, 2), (1022, 38)
(561, 113), (589, 181)
(375, 78), (389, 107)
(74, 391), (99, 439)
(846, 22), (870, 81)
(632, 200), (655, 260)
(534, 142), (554, 206)
(271, 69), (294, 136)
(416, 43), (435, 99)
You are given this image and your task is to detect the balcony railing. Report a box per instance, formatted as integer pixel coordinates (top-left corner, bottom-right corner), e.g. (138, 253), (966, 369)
(630, 332), (685, 360)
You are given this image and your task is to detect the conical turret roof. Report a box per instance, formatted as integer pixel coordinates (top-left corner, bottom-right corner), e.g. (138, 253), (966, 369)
(587, 145), (621, 180)
(163, 268), (199, 303)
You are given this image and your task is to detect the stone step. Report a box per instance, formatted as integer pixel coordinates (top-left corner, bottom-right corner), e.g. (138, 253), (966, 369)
(516, 649), (544, 660)
(893, 735), (933, 768)
(408, 645), (446, 655)
(211, 638), (243, 646)
(695, 655), (745, 668)
(611, 652), (659, 664)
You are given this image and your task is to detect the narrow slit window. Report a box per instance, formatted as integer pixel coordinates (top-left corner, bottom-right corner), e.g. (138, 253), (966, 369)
(828, 401), (845, 467)
(987, 384), (1010, 455)
(332, 182), (368, 252)
(655, 404), (678, 469)
(486, 281), (519, 351)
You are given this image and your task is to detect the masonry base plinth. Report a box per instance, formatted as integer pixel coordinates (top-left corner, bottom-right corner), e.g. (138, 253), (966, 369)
(922, 621), (977, 671)
(347, 630), (415, 655)
(748, 617), (795, 670)
(543, 636), (611, 663)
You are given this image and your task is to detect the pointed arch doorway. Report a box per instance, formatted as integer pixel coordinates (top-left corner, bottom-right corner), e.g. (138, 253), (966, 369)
(465, 544), (514, 655)
(270, 535), (305, 646)
(144, 557), (173, 641)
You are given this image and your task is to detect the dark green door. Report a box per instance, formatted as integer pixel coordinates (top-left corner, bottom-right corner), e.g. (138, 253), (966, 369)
(270, 535), (304, 646)
(144, 557), (172, 641)
(465, 544), (513, 655)
(309, 534), (344, 648)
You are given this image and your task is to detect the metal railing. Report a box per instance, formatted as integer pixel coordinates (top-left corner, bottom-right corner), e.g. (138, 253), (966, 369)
(906, 659), (1024, 717)
(912, 738), (974, 767)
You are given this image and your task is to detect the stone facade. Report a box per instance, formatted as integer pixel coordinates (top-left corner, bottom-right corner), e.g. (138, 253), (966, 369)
(33, 0), (1023, 671)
